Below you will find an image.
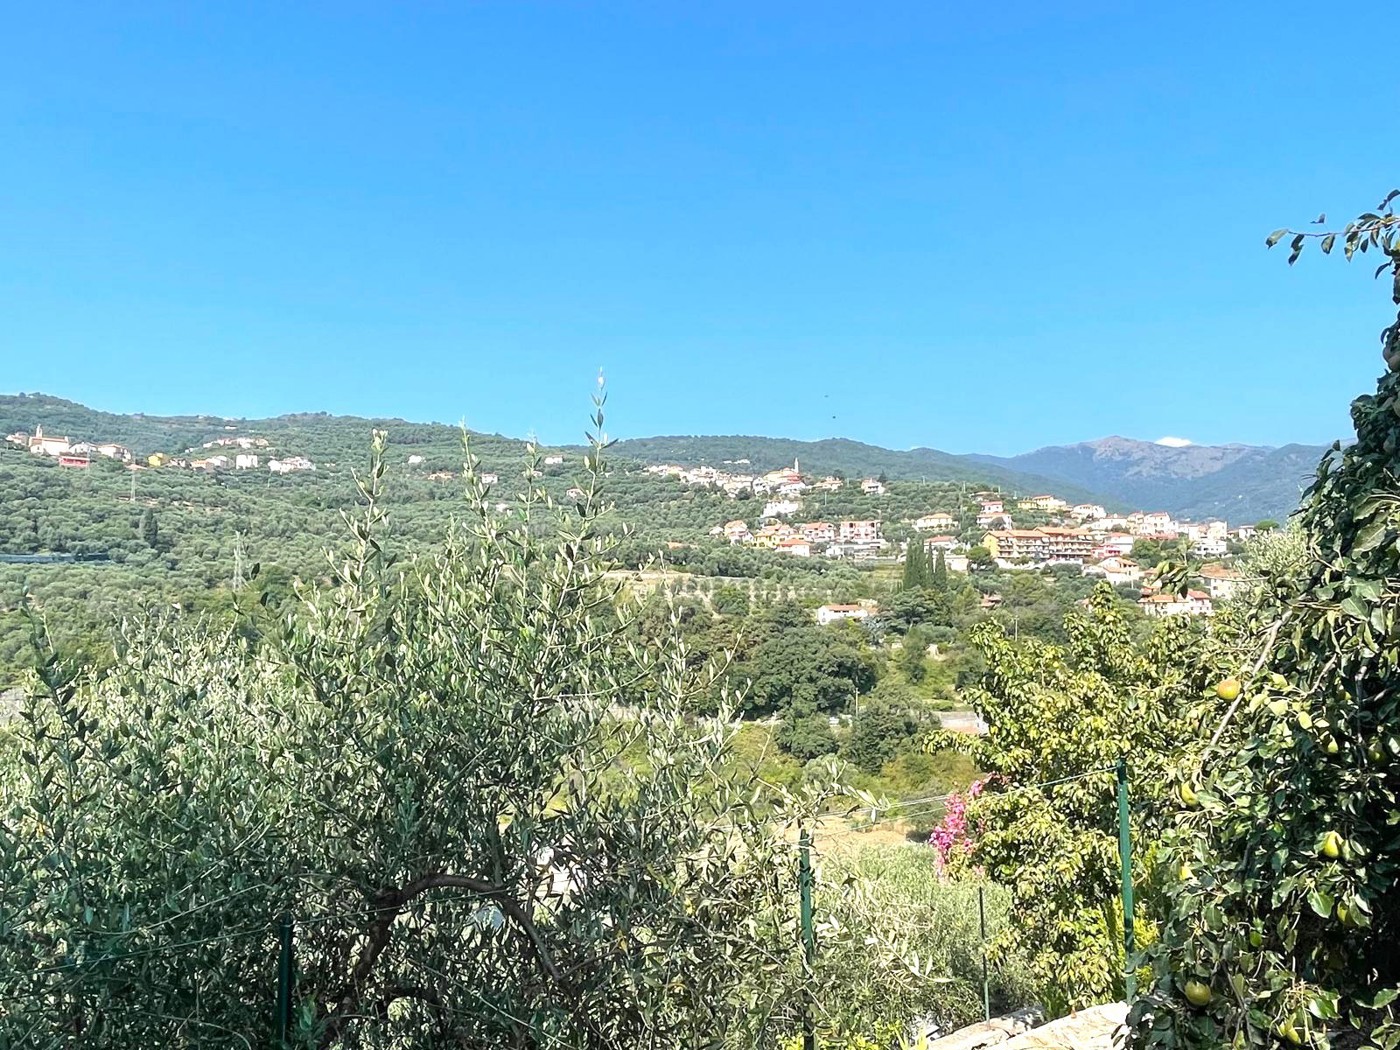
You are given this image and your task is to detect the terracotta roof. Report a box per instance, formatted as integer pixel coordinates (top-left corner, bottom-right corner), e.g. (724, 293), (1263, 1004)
(1199, 564), (1244, 580)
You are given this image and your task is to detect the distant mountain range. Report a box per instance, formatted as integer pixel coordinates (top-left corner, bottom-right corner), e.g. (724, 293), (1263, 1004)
(611, 435), (1332, 523)
(965, 437), (1329, 523)
(1, 394), (1329, 523)
(607, 435), (1107, 505)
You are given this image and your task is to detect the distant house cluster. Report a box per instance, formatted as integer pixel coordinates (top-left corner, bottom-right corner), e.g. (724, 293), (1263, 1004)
(714, 515), (883, 561)
(6, 426), (133, 468)
(646, 459), (842, 499)
(6, 424), (316, 476)
(642, 451), (1267, 621)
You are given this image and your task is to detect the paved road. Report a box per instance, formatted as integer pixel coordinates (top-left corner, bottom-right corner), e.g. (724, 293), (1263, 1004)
(937, 710), (986, 735)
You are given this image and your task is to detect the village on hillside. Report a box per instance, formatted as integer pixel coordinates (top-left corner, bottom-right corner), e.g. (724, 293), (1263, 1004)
(5, 425), (317, 475)
(647, 458), (1255, 622)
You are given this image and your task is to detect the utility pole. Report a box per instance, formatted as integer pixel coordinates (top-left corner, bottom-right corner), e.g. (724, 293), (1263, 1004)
(232, 532), (247, 591)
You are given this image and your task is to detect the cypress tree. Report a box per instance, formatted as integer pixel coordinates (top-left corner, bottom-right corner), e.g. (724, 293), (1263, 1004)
(140, 508), (160, 550)
(903, 538), (930, 590)
(932, 548), (949, 591)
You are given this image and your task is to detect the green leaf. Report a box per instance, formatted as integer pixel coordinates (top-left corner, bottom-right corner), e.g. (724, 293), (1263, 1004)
(1341, 596), (1369, 620)
(1364, 988), (1399, 1009)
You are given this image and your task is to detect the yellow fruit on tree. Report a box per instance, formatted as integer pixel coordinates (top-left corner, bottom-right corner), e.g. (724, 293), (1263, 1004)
(1178, 861), (1193, 881)
(1321, 830), (1343, 859)
(1179, 783), (1199, 807)
(1216, 677), (1242, 701)
(1184, 979), (1213, 1007)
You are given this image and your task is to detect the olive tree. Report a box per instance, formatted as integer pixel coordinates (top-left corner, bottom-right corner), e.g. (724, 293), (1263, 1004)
(0, 409), (825, 1047)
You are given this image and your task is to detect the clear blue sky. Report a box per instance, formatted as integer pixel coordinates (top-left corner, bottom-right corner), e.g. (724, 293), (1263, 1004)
(3, 2), (1396, 455)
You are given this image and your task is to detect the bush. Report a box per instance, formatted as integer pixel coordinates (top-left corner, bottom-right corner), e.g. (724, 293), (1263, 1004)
(812, 845), (1037, 1043)
(0, 427), (832, 1048)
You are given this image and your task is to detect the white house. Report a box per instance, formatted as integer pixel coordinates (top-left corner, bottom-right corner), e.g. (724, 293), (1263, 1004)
(815, 604), (871, 626)
(235, 454), (260, 470)
(914, 512), (957, 531)
(860, 479), (886, 496)
(407, 454), (425, 465)
(1200, 564), (1246, 601)
(543, 455), (564, 465)
(28, 427), (71, 457)
(775, 537), (812, 557)
(838, 519), (882, 544)
(1191, 537), (1229, 559)
(1088, 556), (1143, 586)
(762, 499), (801, 519)
(1137, 512), (1175, 535)
(269, 456), (315, 475)
(1019, 495), (1068, 513)
(1139, 590), (1214, 617)
(1071, 504), (1107, 521)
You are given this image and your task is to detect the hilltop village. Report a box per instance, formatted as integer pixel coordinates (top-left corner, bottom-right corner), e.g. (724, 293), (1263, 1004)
(648, 458), (1257, 619)
(6, 425), (317, 475)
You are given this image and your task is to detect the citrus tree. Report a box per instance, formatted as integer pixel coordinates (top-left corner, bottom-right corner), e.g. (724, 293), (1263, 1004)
(0, 407), (828, 1047)
(1132, 193), (1400, 1050)
(937, 585), (1206, 1013)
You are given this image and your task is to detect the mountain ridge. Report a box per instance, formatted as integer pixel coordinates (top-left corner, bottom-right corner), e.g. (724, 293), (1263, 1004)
(609, 433), (1329, 522)
(1, 393), (1329, 523)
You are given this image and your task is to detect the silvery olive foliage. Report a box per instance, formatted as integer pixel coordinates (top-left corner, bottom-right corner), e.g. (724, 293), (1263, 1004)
(0, 400), (828, 1048)
(1132, 195), (1400, 1050)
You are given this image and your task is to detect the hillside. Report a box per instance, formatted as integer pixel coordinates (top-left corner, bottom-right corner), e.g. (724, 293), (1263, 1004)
(612, 433), (1328, 522)
(967, 437), (1330, 522)
(608, 435), (1110, 506)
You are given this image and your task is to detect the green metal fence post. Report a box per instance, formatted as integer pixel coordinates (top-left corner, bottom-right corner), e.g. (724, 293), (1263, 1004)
(978, 883), (990, 1021)
(799, 828), (815, 1050)
(1116, 758), (1136, 999)
(276, 911), (295, 1046)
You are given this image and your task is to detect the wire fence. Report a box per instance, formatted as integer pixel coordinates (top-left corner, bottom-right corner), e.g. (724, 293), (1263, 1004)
(0, 761), (1138, 1048)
